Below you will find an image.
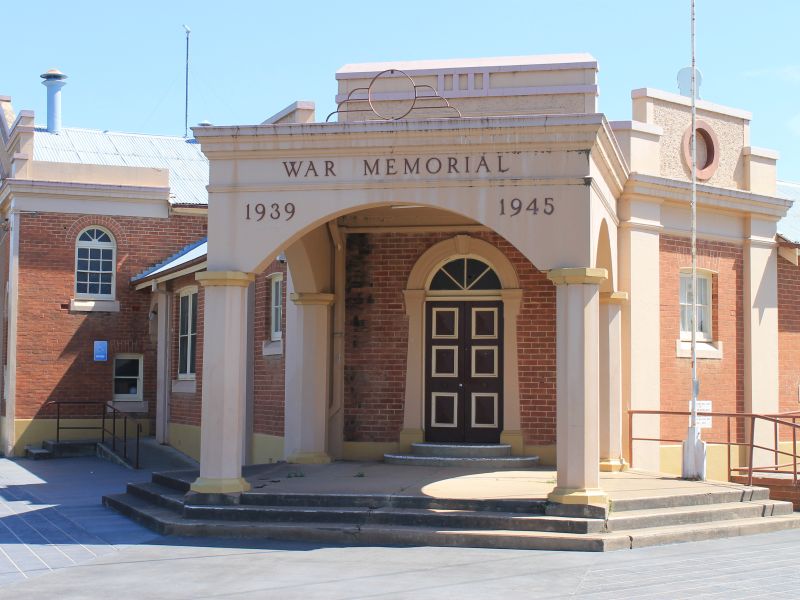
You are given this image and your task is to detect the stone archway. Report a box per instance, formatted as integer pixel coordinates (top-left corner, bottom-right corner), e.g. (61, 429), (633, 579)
(400, 235), (525, 453)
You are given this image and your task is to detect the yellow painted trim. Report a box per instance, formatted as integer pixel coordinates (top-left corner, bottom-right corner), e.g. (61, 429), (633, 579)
(168, 422), (201, 461)
(195, 271), (255, 287)
(398, 429), (423, 453)
(659, 443), (749, 483)
(525, 444), (556, 466)
(599, 458), (628, 472)
(600, 291), (629, 304)
(547, 267), (608, 285)
(500, 430), (524, 455)
(548, 487), (608, 506)
(342, 441), (400, 461)
(287, 451), (332, 464)
(289, 292), (335, 306)
(250, 433), (284, 464)
(190, 476), (251, 494)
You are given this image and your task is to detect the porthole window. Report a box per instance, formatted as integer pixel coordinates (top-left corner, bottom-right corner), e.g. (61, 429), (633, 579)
(429, 258), (501, 291)
(682, 120), (720, 181)
(75, 227), (116, 299)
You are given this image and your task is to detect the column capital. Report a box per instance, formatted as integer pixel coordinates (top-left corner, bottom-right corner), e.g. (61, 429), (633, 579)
(196, 271), (255, 287)
(290, 292), (335, 306)
(547, 267), (607, 285)
(600, 291), (629, 305)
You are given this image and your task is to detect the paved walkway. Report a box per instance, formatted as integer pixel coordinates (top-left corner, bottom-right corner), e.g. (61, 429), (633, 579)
(2, 456), (800, 599)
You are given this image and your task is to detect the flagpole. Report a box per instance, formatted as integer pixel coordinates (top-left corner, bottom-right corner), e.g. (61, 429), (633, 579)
(682, 0), (707, 480)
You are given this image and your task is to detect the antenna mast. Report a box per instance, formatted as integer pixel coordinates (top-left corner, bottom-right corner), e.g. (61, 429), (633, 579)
(183, 25), (191, 138)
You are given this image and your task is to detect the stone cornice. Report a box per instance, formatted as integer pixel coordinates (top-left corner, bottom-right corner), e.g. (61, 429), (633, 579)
(622, 173), (791, 219)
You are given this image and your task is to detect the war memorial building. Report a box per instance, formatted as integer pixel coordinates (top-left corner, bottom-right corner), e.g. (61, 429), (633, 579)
(1, 54), (799, 516)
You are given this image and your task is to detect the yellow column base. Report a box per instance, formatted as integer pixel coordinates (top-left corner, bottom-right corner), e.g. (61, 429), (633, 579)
(398, 428), (424, 452)
(599, 458), (628, 472)
(190, 476), (251, 494)
(547, 487), (608, 507)
(500, 430), (524, 456)
(287, 452), (332, 465)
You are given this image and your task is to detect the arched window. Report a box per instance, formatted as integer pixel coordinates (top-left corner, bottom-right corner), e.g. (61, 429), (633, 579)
(428, 257), (501, 291)
(75, 227), (115, 299)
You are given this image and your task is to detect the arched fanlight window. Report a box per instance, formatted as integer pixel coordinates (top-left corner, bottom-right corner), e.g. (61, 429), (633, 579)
(429, 257), (501, 291)
(75, 227), (116, 299)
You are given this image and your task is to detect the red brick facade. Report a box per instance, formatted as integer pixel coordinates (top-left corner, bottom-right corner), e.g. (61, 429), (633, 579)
(14, 211), (206, 421)
(344, 231), (557, 446)
(659, 235), (744, 443)
(778, 255), (800, 416)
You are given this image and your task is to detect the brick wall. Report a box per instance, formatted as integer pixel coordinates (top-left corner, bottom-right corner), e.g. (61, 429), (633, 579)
(253, 261), (287, 437)
(778, 255), (800, 416)
(344, 231), (556, 445)
(15, 212), (206, 421)
(659, 235), (743, 443)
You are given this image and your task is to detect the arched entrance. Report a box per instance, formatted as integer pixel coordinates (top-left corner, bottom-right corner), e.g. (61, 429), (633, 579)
(425, 257), (504, 443)
(400, 235), (523, 452)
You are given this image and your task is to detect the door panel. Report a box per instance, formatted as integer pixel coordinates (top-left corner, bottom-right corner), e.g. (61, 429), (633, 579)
(425, 300), (503, 443)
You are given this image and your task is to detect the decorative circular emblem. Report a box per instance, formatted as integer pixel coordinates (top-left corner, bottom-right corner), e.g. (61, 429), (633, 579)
(681, 120), (720, 181)
(367, 69), (418, 120)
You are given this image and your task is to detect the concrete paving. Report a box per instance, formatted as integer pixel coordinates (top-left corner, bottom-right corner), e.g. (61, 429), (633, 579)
(3, 456), (800, 598)
(233, 461), (765, 503)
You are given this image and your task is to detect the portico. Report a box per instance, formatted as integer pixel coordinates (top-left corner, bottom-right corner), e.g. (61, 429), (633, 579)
(190, 57), (628, 510)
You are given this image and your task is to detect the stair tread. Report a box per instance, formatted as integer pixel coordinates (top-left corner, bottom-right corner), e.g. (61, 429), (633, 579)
(616, 514), (800, 537)
(609, 499), (790, 519)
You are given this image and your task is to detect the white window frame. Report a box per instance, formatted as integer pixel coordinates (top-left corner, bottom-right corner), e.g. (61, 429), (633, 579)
(75, 226), (116, 300)
(679, 270), (713, 342)
(178, 287), (198, 380)
(113, 353), (143, 401)
(269, 273), (283, 341)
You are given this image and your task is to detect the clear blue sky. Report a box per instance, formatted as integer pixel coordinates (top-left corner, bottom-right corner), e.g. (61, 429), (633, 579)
(5, 1), (800, 181)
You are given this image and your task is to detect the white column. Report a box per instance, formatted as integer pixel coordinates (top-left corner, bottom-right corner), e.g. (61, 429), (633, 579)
(284, 292), (334, 463)
(547, 268), (608, 508)
(743, 217), (779, 466)
(499, 288), (524, 455)
(619, 202), (661, 472)
(599, 292), (627, 471)
(400, 289), (426, 449)
(155, 288), (171, 444)
(190, 271), (254, 495)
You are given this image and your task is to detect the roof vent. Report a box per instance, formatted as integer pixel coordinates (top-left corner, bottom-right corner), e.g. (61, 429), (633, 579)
(40, 69), (67, 133)
(197, 120), (212, 126)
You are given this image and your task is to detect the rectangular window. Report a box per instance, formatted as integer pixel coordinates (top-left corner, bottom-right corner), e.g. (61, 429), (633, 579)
(680, 272), (712, 341)
(179, 289), (198, 378)
(113, 354), (143, 401)
(270, 275), (283, 341)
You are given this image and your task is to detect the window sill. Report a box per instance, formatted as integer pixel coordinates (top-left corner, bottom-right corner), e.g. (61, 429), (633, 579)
(675, 339), (723, 360)
(172, 379), (197, 394)
(108, 400), (146, 413)
(263, 339), (283, 356)
(70, 298), (120, 313)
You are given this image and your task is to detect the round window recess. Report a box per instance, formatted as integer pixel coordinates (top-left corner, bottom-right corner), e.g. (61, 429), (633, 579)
(681, 120), (720, 181)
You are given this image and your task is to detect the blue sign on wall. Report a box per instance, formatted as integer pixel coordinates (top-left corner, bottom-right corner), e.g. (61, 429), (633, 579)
(93, 341), (108, 362)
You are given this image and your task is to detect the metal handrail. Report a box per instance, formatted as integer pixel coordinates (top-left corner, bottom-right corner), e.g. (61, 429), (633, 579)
(40, 400), (141, 469)
(628, 409), (800, 486)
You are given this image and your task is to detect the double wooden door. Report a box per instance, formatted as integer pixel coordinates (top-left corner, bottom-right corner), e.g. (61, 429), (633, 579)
(424, 300), (503, 443)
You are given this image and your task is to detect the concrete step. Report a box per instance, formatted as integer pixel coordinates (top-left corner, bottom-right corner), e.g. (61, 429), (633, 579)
(239, 492), (545, 514)
(152, 471), (193, 493)
(383, 454), (540, 468)
(410, 443), (512, 458)
(24, 446), (53, 460)
(42, 439), (98, 458)
(610, 486), (771, 512)
(127, 482), (186, 513)
(102, 492), (627, 551)
(621, 513), (800, 548)
(183, 503), (603, 534)
(607, 499), (793, 531)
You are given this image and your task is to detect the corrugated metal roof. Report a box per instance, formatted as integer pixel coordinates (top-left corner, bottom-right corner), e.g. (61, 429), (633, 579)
(777, 181), (800, 244)
(33, 127), (208, 205)
(131, 237), (207, 283)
